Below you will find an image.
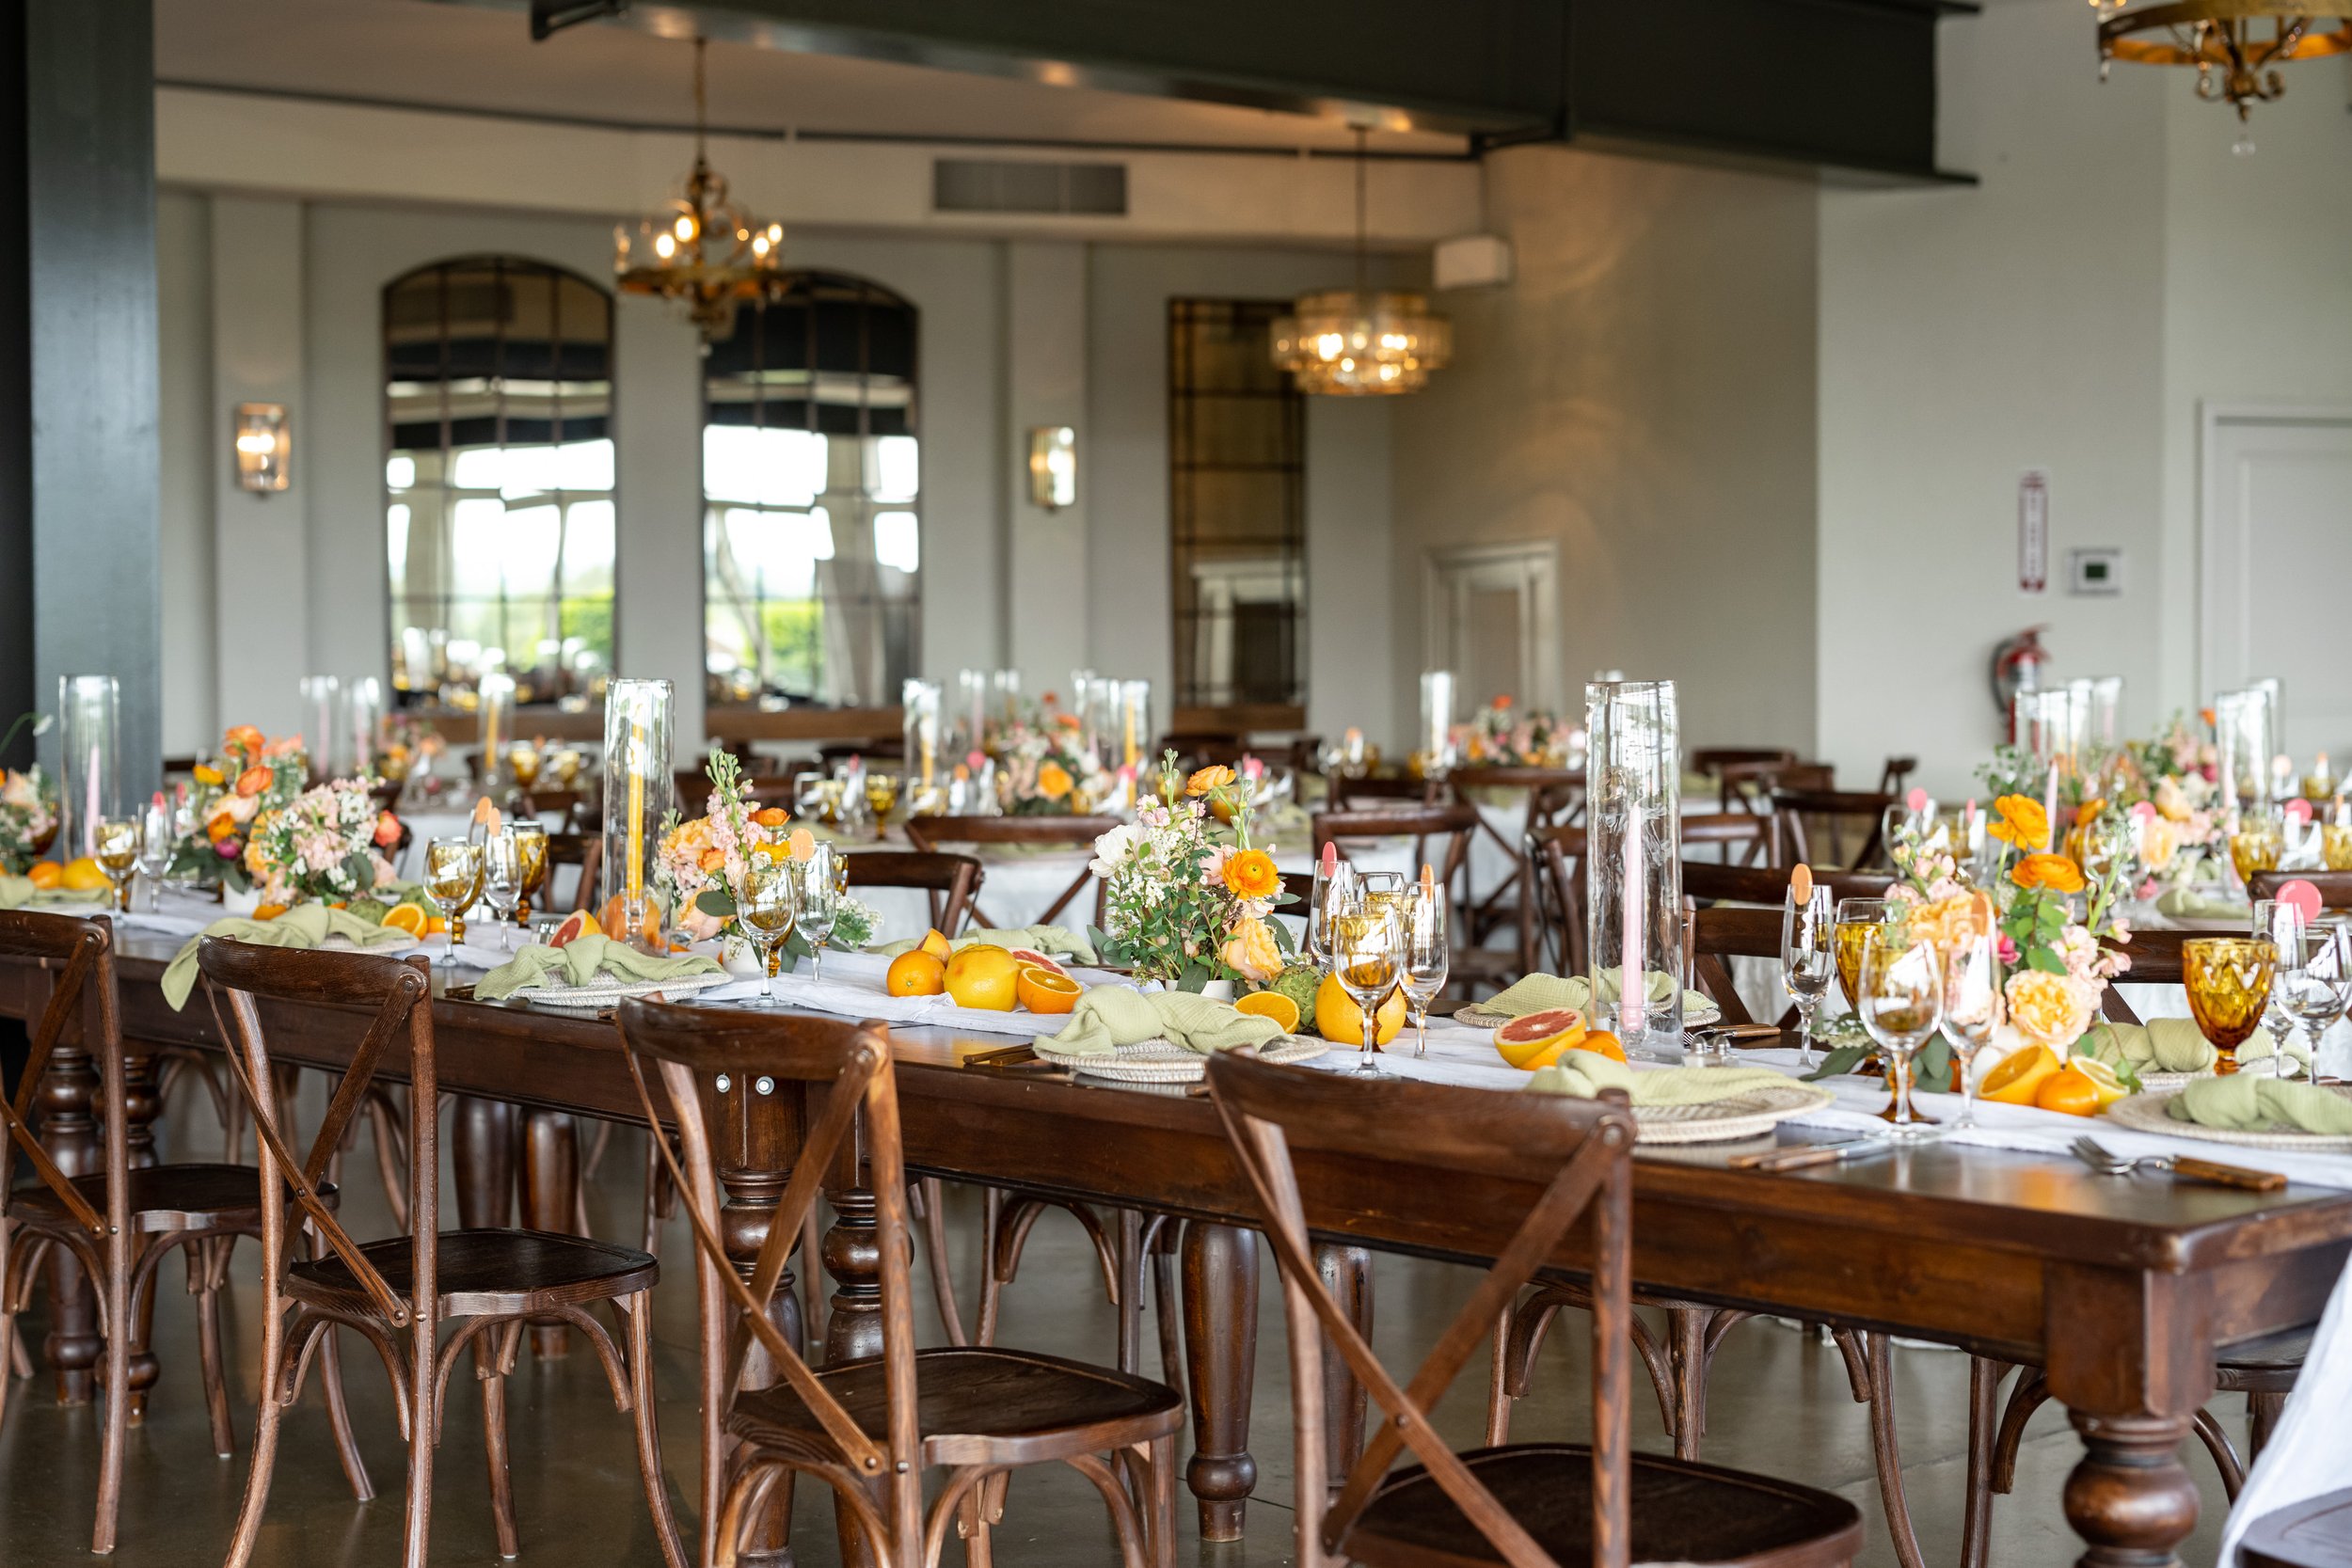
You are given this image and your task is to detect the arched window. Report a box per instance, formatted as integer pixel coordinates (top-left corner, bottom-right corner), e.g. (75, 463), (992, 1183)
(703, 272), (919, 710)
(384, 257), (616, 705)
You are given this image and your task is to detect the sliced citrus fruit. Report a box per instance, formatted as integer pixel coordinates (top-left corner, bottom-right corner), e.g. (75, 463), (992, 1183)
(2034, 1064), (2102, 1117)
(252, 903), (288, 922)
(1493, 1006), (1590, 1070)
(1016, 967), (1084, 1015)
(550, 909), (600, 948)
(1580, 1028), (1627, 1064)
(1316, 973), (1406, 1047)
(380, 901), (429, 937)
(886, 950), (946, 996)
(1006, 947), (1068, 976)
(1233, 990), (1300, 1033)
(944, 946), (1021, 1010)
(25, 862), (62, 890)
(597, 895), (661, 946)
(425, 915), (449, 936)
(60, 857), (109, 893)
(2065, 1056), (2130, 1108)
(1980, 1042), (2060, 1106)
(918, 928), (953, 961)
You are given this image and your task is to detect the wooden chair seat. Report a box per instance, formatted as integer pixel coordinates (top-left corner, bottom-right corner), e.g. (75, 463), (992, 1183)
(2240, 1485), (2352, 1568)
(2219, 1323), (2313, 1385)
(287, 1227), (657, 1319)
(9, 1162), (278, 1233)
(1346, 1444), (1861, 1568)
(729, 1344), (1183, 1466)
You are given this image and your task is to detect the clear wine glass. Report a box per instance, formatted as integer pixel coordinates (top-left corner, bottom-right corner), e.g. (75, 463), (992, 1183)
(1781, 879), (1835, 1068)
(2252, 898), (2301, 1058)
(1399, 883), (1450, 1059)
(136, 796), (174, 912)
(1856, 927), (1945, 1141)
(479, 829), (524, 953)
(797, 844), (839, 984)
(1940, 897), (2003, 1131)
(2271, 912), (2349, 1079)
(1328, 891), (1403, 1079)
(1306, 858), (1357, 969)
(739, 853), (801, 1007)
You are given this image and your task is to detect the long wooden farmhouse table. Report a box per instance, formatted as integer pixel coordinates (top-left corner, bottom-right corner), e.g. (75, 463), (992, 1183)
(6, 936), (2350, 1568)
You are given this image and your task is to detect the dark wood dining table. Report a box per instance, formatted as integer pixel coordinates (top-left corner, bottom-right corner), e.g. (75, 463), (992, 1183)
(8, 933), (2351, 1568)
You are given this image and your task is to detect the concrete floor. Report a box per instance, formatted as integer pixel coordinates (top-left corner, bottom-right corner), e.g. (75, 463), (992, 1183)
(0, 1089), (2238, 1566)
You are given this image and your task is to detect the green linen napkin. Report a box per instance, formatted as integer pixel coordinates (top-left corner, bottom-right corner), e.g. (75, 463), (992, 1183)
(1041, 985), (1282, 1057)
(162, 904), (415, 1010)
(2167, 1074), (2352, 1135)
(2154, 886), (2252, 922)
(2079, 1019), (2218, 1074)
(872, 925), (1098, 964)
(475, 935), (722, 1002)
(1526, 1050), (1808, 1107)
(0, 876), (103, 911)
(1484, 971), (1712, 1021)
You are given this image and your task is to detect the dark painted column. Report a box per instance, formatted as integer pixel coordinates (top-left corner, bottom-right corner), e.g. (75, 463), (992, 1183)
(0, 3), (162, 788)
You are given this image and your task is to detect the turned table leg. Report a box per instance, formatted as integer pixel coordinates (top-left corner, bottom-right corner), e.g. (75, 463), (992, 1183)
(1314, 1243), (1372, 1497)
(521, 1111), (580, 1356)
(2062, 1412), (2201, 1568)
(2045, 1263), (2210, 1568)
(39, 1036), (101, 1403)
(1182, 1220), (1259, 1542)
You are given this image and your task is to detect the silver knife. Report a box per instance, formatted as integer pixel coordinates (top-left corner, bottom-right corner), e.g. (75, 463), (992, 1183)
(1728, 1139), (1899, 1173)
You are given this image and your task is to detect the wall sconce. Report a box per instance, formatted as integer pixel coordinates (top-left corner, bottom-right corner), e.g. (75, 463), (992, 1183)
(1026, 425), (1075, 511)
(233, 403), (292, 493)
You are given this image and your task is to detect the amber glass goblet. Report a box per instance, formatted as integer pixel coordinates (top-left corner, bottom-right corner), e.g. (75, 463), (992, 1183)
(2183, 936), (2278, 1076)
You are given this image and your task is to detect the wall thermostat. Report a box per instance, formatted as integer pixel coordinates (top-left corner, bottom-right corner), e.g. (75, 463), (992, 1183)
(2067, 547), (2123, 596)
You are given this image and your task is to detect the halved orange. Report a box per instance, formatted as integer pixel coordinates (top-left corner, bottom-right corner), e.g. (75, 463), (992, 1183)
(379, 901), (429, 938)
(25, 862), (62, 890)
(1016, 967), (1083, 1015)
(1981, 1043), (2059, 1106)
(2034, 1064), (2102, 1117)
(1232, 990), (1299, 1034)
(252, 903), (289, 922)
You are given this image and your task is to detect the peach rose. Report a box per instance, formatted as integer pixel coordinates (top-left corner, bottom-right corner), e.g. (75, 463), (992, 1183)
(2006, 970), (2096, 1051)
(1907, 892), (1991, 952)
(1219, 915), (1284, 985)
(2153, 775), (2192, 823)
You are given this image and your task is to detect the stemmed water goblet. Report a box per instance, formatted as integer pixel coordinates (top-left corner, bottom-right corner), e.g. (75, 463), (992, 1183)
(2268, 911), (2348, 1079)
(1328, 890), (1404, 1079)
(1398, 879), (1450, 1059)
(1780, 876), (1835, 1068)
(136, 796), (174, 912)
(739, 852), (802, 1007)
(479, 829), (525, 952)
(796, 845), (840, 985)
(1304, 854), (1356, 968)
(2183, 936), (2278, 1077)
(1856, 925), (1945, 1141)
(1939, 895), (2003, 1131)
(423, 837), (485, 971)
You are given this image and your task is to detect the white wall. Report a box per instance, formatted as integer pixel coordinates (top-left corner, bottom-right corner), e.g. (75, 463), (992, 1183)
(1391, 144), (1820, 754)
(1820, 1), (2170, 798)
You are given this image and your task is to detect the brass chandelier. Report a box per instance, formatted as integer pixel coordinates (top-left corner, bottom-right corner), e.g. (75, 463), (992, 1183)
(613, 38), (785, 341)
(2095, 1), (2352, 137)
(1271, 130), (1451, 396)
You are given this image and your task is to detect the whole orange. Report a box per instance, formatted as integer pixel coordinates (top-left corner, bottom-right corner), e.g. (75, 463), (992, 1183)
(885, 951), (946, 997)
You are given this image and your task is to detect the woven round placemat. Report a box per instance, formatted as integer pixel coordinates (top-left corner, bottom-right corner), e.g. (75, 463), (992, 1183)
(1629, 1082), (1835, 1145)
(2105, 1085), (2352, 1152)
(518, 971), (734, 1009)
(1034, 1035), (1327, 1083)
(1453, 1001), (1723, 1033)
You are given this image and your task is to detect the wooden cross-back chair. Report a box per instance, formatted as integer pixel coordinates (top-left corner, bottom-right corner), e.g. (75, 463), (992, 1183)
(1327, 773), (1439, 809)
(545, 830), (603, 914)
(1204, 1049), (1863, 1568)
(1681, 863), (1894, 911)
(1444, 765), (1583, 952)
(2249, 870), (2352, 909)
(841, 849), (984, 938)
(903, 815), (1121, 931)
(2093, 930), (2188, 1022)
(1771, 787), (1899, 871)
(1525, 823), (1586, 978)
(1680, 869), (1895, 1029)
(613, 1000), (1184, 1568)
(1691, 748), (1798, 816)
(0, 911), (287, 1553)
(197, 939), (682, 1568)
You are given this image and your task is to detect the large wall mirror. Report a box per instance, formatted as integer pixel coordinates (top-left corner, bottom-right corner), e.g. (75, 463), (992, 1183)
(383, 257), (616, 706)
(1168, 298), (1307, 725)
(703, 271), (920, 711)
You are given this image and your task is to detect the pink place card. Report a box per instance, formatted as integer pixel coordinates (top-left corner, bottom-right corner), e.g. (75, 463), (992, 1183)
(2279, 879), (2323, 922)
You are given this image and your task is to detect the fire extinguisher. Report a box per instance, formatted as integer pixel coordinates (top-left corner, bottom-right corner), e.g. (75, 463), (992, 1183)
(1991, 627), (2049, 740)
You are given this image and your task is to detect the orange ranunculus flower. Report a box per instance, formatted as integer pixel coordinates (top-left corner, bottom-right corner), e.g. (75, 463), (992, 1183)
(2011, 852), (2087, 894)
(1055, 712), (1082, 731)
(192, 763), (224, 787)
(1220, 915), (1284, 985)
(223, 724), (264, 757)
(1988, 793), (2050, 851)
(698, 847), (728, 874)
(234, 765), (274, 798)
(1037, 761), (1073, 800)
(1185, 764), (1237, 797)
(1221, 847), (1279, 901)
(752, 806), (789, 829)
(206, 812), (236, 844)
(1491, 694), (1514, 710)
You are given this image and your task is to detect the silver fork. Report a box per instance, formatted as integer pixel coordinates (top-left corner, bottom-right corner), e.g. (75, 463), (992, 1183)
(2070, 1134), (2285, 1191)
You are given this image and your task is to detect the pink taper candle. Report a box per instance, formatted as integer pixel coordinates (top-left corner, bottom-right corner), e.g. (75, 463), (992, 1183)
(1619, 800), (1645, 1037)
(2043, 762), (2059, 847)
(85, 743), (100, 856)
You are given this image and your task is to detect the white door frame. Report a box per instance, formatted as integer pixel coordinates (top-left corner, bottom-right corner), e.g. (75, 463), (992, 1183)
(1422, 540), (1562, 715)
(2199, 402), (2352, 699)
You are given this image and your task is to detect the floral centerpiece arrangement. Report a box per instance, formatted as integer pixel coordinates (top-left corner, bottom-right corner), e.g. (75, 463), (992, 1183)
(1451, 695), (1580, 768)
(0, 712), (56, 873)
(1978, 710), (2224, 892)
(242, 779), (406, 909)
(656, 752), (879, 954)
(1087, 754), (1295, 990)
(993, 699), (1114, 815)
(168, 727), (312, 893)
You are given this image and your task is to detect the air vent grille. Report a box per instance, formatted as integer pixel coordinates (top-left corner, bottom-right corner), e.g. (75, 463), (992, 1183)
(932, 159), (1127, 216)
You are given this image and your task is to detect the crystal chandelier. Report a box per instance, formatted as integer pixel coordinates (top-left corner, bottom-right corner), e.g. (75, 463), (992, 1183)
(2095, 1), (2352, 146)
(1271, 130), (1451, 396)
(613, 38), (785, 341)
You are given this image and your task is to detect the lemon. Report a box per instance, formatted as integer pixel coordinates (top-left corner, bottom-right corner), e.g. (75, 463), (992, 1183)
(2067, 1056), (2131, 1108)
(59, 857), (110, 894)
